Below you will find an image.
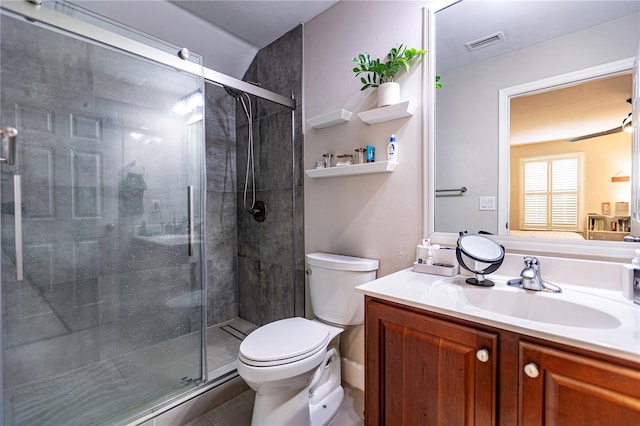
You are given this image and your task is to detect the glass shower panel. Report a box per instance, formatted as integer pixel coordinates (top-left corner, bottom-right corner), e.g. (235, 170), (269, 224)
(0, 9), (205, 426)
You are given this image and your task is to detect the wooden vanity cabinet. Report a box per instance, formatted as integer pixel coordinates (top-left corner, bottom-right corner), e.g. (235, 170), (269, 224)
(365, 297), (498, 426)
(519, 341), (640, 425)
(364, 296), (640, 426)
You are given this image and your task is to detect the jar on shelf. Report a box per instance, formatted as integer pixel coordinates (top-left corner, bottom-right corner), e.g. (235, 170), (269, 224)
(354, 148), (366, 164)
(336, 154), (353, 166)
(322, 153), (333, 168)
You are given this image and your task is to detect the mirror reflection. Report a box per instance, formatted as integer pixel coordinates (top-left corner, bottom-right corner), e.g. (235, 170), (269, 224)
(434, 0), (639, 243)
(509, 72), (632, 241)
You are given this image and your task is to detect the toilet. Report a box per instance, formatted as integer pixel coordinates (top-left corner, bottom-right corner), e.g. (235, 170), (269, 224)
(236, 252), (379, 426)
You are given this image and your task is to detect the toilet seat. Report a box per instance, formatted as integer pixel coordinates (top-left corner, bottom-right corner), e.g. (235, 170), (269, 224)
(239, 317), (331, 367)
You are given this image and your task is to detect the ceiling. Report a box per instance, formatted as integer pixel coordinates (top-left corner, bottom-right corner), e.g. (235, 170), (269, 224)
(70, 0), (338, 78)
(510, 73), (633, 145)
(436, 1), (640, 73)
(169, 1), (338, 49)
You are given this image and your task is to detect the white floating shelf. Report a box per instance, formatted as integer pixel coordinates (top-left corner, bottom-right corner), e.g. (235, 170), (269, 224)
(357, 100), (417, 124)
(305, 161), (398, 178)
(306, 109), (352, 129)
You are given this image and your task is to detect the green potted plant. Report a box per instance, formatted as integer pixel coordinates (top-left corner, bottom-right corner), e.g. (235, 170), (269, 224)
(352, 44), (426, 107)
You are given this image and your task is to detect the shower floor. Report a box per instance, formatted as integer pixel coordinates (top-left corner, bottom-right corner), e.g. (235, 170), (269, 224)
(3, 318), (257, 426)
(205, 318), (258, 379)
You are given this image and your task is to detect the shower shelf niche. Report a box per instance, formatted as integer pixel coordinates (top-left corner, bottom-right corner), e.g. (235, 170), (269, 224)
(305, 161), (397, 178)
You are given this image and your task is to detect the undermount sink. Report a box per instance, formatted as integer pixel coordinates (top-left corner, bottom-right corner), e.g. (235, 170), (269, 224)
(435, 277), (621, 329)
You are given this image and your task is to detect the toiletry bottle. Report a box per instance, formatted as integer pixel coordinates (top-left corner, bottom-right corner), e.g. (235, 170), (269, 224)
(425, 245), (434, 265)
(366, 145), (376, 163)
(424, 239), (434, 265)
(387, 134), (398, 163)
(622, 249), (640, 302)
(417, 239), (430, 263)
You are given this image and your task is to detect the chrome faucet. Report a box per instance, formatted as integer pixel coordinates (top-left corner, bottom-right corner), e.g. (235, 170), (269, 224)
(507, 256), (562, 293)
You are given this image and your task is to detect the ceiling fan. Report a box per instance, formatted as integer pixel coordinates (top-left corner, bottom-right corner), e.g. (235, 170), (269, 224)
(567, 98), (633, 142)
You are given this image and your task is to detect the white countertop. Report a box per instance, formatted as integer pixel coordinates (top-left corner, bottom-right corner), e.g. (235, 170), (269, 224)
(356, 268), (640, 363)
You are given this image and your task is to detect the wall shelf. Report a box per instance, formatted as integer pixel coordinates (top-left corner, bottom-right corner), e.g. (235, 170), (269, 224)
(305, 161), (398, 178)
(586, 213), (630, 241)
(357, 101), (417, 124)
(306, 109), (352, 129)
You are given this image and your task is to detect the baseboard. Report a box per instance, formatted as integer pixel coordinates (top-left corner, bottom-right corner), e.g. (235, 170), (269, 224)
(341, 357), (364, 391)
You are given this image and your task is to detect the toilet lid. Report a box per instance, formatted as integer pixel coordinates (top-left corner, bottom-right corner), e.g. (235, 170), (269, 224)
(239, 317), (330, 366)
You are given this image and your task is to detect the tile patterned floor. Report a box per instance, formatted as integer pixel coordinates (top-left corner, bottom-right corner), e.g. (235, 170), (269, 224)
(183, 384), (364, 426)
(4, 318), (252, 426)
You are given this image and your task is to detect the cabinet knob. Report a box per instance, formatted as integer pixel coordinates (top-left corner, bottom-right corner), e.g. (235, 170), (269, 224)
(476, 349), (490, 363)
(524, 363), (540, 378)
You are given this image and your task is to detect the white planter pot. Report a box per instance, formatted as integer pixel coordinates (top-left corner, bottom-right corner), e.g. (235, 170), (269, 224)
(377, 82), (400, 107)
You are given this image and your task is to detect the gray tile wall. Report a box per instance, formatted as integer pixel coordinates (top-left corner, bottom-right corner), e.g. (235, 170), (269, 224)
(235, 25), (304, 326)
(204, 85), (239, 325)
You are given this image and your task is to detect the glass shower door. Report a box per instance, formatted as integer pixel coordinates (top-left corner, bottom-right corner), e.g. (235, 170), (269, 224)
(0, 8), (205, 426)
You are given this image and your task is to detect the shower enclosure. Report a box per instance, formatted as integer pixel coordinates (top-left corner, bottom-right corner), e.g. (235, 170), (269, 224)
(1, 1), (300, 424)
(0, 4), (207, 425)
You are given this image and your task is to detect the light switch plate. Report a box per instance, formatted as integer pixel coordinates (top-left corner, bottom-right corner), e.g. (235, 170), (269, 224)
(479, 196), (496, 211)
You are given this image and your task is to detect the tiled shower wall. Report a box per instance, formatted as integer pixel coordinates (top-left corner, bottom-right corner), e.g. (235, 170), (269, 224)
(205, 25), (303, 327)
(204, 85), (238, 325)
(237, 25), (304, 326)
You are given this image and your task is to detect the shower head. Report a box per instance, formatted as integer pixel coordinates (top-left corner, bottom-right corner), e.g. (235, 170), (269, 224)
(224, 86), (244, 99)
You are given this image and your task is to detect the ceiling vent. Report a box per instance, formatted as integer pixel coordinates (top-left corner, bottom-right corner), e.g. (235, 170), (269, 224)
(465, 31), (505, 52)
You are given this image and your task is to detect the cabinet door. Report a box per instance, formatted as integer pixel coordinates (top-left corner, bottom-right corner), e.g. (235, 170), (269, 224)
(519, 341), (640, 425)
(365, 298), (497, 426)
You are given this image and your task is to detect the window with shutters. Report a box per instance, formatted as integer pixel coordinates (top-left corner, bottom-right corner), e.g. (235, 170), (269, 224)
(520, 153), (582, 231)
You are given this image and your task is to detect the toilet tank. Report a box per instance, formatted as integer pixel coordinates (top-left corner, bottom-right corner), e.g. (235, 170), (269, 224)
(306, 253), (379, 326)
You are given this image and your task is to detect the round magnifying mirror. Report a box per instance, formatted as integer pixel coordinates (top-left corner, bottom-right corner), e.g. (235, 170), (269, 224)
(456, 233), (505, 287)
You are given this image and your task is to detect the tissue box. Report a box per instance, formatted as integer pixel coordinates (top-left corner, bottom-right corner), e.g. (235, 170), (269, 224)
(413, 262), (459, 276)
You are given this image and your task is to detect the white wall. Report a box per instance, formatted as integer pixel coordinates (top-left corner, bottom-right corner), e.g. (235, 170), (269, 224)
(303, 1), (428, 389)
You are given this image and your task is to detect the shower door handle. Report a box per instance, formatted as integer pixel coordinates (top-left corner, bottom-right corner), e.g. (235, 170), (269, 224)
(187, 185), (194, 257)
(14, 175), (23, 281)
(1, 127), (23, 280)
(1, 127), (18, 165)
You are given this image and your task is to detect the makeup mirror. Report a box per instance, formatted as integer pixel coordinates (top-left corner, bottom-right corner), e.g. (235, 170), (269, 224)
(456, 233), (504, 287)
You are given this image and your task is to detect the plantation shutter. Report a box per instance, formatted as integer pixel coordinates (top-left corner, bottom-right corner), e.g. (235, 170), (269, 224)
(523, 161), (548, 226)
(522, 155), (580, 230)
(551, 158), (578, 227)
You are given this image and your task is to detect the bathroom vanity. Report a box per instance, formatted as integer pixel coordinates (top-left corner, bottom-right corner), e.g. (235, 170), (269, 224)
(356, 269), (640, 425)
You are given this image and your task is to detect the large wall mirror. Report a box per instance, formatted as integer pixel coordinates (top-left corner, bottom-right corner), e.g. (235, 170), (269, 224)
(426, 0), (640, 259)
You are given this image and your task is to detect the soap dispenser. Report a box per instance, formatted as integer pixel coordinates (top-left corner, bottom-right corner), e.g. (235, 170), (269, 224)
(622, 249), (640, 304)
(425, 240), (434, 265)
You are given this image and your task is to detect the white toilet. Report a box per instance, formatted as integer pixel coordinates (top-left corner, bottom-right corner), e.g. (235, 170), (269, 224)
(236, 252), (379, 426)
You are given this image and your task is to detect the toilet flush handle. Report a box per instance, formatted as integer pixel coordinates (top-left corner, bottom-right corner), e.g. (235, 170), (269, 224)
(305, 268), (312, 276)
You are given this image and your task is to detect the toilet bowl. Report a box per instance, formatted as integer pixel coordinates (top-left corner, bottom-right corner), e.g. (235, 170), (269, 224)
(237, 317), (344, 426)
(236, 253), (379, 426)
